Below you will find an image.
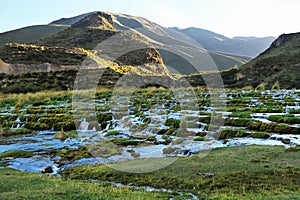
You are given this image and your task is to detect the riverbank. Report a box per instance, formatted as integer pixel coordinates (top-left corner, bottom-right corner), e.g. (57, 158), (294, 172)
(60, 145), (300, 199)
(1, 145), (300, 199)
(0, 168), (176, 199)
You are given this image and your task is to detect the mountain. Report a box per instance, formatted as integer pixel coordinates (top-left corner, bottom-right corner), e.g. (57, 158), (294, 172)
(46, 12), (253, 73)
(0, 12), (174, 93)
(0, 12), (166, 75)
(171, 27), (275, 57)
(0, 11), (253, 75)
(184, 32), (300, 89)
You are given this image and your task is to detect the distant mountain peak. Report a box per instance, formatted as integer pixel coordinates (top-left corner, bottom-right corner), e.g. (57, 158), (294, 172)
(72, 11), (114, 30)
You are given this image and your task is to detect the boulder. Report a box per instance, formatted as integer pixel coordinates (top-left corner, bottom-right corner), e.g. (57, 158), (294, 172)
(41, 166), (54, 174)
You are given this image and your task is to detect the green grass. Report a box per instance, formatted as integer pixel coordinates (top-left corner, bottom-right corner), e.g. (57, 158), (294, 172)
(0, 127), (32, 137)
(0, 162), (8, 167)
(61, 145), (300, 199)
(0, 25), (67, 47)
(251, 132), (270, 138)
(0, 168), (175, 200)
(0, 150), (33, 159)
(268, 115), (300, 124)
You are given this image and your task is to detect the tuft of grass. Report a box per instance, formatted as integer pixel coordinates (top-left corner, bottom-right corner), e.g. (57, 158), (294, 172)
(255, 83), (266, 90)
(271, 81), (280, 90)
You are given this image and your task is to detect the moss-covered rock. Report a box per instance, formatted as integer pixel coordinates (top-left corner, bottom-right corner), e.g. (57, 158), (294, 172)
(162, 147), (178, 154)
(193, 136), (209, 141)
(164, 118), (180, 128)
(219, 129), (249, 139)
(251, 132), (270, 139)
(55, 146), (92, 166)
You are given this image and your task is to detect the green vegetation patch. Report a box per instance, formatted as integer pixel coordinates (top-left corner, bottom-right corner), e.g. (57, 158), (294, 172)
(225, 118), (252, 127)
(104, 130), (121, 137)
(61, 145), (300, 199)
(0, 127), (32, 137)
(193, 136), (209, 141)
(0, 150), (33, 159)
(247, 120), (300, 134)
(56, 146), (92, 166)
(268, 115), (300, 124)
(0, 168), (174, 200)
(251, 132), (271, 138)
(164, 118), (180, 128)
(0, 162), (8, 167)
(219, 129), (249, 139)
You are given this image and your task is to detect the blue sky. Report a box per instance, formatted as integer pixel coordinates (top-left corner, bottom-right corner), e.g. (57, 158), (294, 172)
(1, 0), (299, 37)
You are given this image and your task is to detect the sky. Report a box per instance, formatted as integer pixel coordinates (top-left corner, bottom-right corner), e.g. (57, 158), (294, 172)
(1, 0), (299, 38)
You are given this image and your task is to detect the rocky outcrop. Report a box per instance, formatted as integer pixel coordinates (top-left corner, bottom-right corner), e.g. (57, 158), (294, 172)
(72, 12), (114, 30)
(272, 34), (287, 47)
(116, 47), (163, 66)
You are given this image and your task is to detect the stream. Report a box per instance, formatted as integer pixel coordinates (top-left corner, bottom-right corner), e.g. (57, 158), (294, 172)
(1, 89), (300, 198)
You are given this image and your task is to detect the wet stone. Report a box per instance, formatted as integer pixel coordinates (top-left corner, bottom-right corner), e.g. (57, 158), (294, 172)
(41, 166), (54, 173)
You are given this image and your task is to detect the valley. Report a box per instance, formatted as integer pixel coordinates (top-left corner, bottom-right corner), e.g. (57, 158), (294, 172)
(0, 8), (300, 200)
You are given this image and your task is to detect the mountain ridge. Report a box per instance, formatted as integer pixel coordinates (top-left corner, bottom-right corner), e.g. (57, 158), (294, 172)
(171, 27), (275, 57)
(184, 31), (300, 89)
(0, 11), (260, 74)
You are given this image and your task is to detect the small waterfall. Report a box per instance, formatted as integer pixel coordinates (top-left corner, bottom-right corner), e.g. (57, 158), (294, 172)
(78, 118), (89, 131)
(11, 117), (22, 129)
(16, 117), (21, 123)
(285, 105), (290, 114)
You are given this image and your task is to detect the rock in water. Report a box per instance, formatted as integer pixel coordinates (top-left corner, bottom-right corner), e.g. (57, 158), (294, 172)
(41, 166), (54, 173)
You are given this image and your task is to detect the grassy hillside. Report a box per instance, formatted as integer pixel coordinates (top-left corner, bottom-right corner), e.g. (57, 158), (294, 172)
(184, 32), (300, 89)
(0, 25), (67, 47)
(234, 32), (300, 89)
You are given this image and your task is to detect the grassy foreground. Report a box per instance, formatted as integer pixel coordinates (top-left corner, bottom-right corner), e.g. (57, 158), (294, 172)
(61, 145), (300, 199)
(0, 168), (175, 200)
